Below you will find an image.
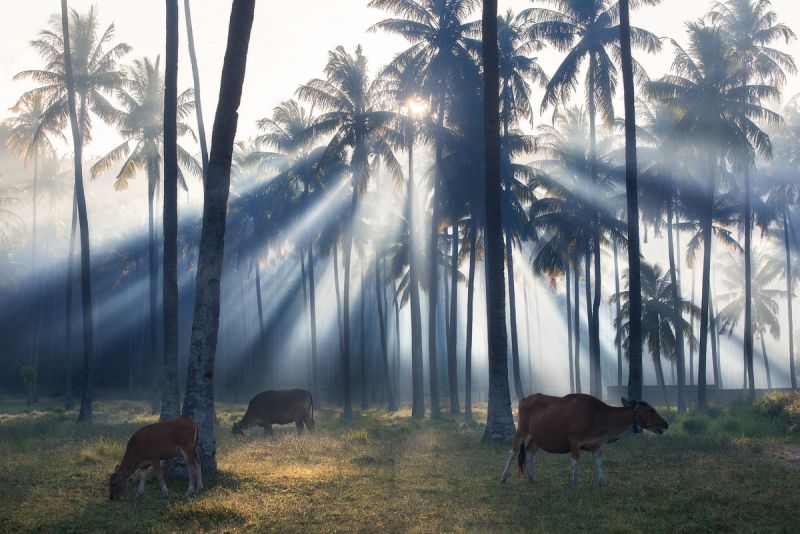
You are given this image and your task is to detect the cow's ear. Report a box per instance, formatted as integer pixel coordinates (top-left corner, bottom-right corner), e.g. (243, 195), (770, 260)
(621, 398), (631, 407)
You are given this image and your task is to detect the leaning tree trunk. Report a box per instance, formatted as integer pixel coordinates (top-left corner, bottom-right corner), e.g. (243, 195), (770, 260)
(464, 219), (477, 421)
(566, 262), (575, 393)
(64, 194), (77, 410)
(375, 254), (396, 411)
(62, 0), (95, 423)
(505, 227), (524, 401)
(181, 0), (255, 476)
(744, 169), (755, 396)
(183, 0), (209, 179)
(760, 331), (772, 390)
(784, 209), (796, 390)
(620, 0), (644, 402)
(667, 200), (686, 413)
(447, 224), (460, 414)
(161, 0), (181, 420)
(481, 0), (515, 440)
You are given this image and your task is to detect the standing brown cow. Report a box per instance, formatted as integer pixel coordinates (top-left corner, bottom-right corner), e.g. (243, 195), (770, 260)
(500, 394), (668, 486)
(232, 389), (315, 436)
(109, 418), (202, 500)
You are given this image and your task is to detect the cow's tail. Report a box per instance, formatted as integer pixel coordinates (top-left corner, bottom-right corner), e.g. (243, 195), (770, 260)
(307, 391), (315, 427)
(518, 440), (526, 474)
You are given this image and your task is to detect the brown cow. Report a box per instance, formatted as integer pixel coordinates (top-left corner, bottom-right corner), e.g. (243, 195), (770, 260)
(232, 389), (315, 436)
(500, 394), (668, 486)
(109, 418), (202, 500)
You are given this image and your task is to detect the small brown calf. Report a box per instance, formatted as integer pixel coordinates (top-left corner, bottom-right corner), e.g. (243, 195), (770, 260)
(109, 418), (202, 500)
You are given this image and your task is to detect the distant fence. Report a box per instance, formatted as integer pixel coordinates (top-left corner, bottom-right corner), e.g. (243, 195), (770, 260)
(605, 385), (795, 406)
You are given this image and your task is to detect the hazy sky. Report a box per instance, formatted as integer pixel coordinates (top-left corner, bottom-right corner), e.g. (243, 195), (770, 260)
(1, 0), (799, 159)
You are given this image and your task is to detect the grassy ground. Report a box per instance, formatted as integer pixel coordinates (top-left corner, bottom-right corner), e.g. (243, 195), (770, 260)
(0, 395), (798, 533)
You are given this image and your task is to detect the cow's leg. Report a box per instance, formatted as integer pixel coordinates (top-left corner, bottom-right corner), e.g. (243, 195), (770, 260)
(195, 457), (203, 492)
(136, 468), (148, 498)
(180, 448), (197, 497)
(525, 440), (537, 483)
(152, 460), (168, 498)
(263, 421), (273, 437)
(593, 449), (607, 486)
(304, 414), (315, 433)
(295, 418), (304, 434)
(569, 439), (581, 487)
(499, 449), (517, 483)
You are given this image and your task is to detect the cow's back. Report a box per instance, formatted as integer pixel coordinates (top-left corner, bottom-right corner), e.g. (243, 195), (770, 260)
(246, 389), (310, 425)
(128, 418), (196, 461)
(526, 394), (600, 454)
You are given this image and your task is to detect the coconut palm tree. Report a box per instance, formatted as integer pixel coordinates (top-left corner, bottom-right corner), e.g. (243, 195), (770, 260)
(182, 0), (256, 476)
(91, 56), (200, 414)
(647, 22), (780, 409)
(183, 0), (209, 178)
(525, 0), (661, 398)
(297, 45), (400, 418)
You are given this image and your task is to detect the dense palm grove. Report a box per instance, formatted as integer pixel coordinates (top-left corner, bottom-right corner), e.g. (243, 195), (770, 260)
(1, 0), (799, 469)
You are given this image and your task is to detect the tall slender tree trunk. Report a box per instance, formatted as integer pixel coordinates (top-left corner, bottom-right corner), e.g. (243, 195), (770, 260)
(653, 339), (669, 409)
(392, 280), (401, 401)
(427, 130), (443, 419)
(709, 290), (721, 392)
(301, 252), (311, 391)
(161, 0), (181, 420)
(464, 219), (477, 421)
(760, 331), (772, 390)
(360, 262), (367, 411)
(743, 170), (755, 396)
(62, 0), (95, 423)
(375, 254), (396, 411)
(690, 262), (696, 386)
(183, 0), (209, 179)
(697, 158), (717, 412)
(333, 244), (344, 399)
(566, 262), (574, 393)
(254, 258), (267, 386)
(523, 276), (533, 393)
(64, 195), (77, 410)
(482, 0), (514, 439)
(574, 264), (582, 393)
(308, 245), (319, 402)
(505, 230), (524, 400)
(584, 247), (592, 394)
(587, 55), (602, 400)
(407, 139), (425, 419)
(667, 201), (686, 413)
(148, 172), (160, 415)
(613, 238), (623, 387)
(29, 156), (40, 404)
(181, 0), (255, 475)
(341, 187), (357, 418)
(784, 210), (796, 390)
(447, 225), (460, 414)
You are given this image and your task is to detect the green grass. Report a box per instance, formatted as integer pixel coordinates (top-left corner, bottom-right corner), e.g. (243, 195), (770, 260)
(0, 396), (798, 533)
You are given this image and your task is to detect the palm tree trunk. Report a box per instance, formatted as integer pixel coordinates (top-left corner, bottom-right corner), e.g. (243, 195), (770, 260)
(505, 230), (524, 401)
(690, 261), (696, 386)
(308, 245), (319, 402)
(697, 157), (716, 412)
(181, 0), (255, 475)
(619, 0), (644, 402)
(464, 219), (477, 421)
(255, 257), (267, 387)
(447, 224), (460, 414)
(566, 262), (574, 393)
(29, 156), (40, 404)
(161, 0), (181, 420)
(427, 139), (442, 420)
(574, 264), (582, 393)
(300, 251), (311, 391)
(148, 171), (160, 415)
(744, 170), (755, 396)
(709, 280), (723, 390)
(341, 185), (358, 418)
(481, 0), (514, 439)
(667, 200), (686, 413)
(760, 331), (772, 390)
(407, 139), (425, 419)
(62, 0), (95, 423)
(64, 194), (77, 410)
(523, 276), (533, 393)
(613, 238), (623, 387)
(392, 280), (401, 401)
(653, 338), (669, 409)
(584, 247), (592, 394)
(333, 243), (344, 399)
(587, 54), (602, 400)
(183, 0), (209, 179)
(359, 261), (368, 411)
(784, 209), (796, 390)
(375, 254), (396, 411)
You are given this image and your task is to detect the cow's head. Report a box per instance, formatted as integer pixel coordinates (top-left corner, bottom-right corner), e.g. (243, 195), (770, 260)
(231, 420), (245, 435)
(109, 464), (127, 500)
(622, 398), (669, 434)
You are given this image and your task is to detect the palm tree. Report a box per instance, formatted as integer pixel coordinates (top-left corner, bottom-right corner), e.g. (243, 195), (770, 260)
(369, 0), (480, 418)
(612, 262), (698, 406)
(647, 22), (780, 408)
(5, 92), (59, 404)
(716, 250), (785, 390)
(183, 0), (209, 178)
(482, 0), (515, 440)
(525, 0), (661, 398)
(709, 0), (795, 399)
(182, 0), (256, 476)
(297, 46), (399, 418)
(162, 0), (181, 420)
(91, 57), (200, 414)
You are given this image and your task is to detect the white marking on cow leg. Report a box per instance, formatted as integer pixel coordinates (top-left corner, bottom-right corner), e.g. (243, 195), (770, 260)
(181, 450), (196, 497)
(570, 458), (579, 487)
(136, 468), (147, 497)
(526, 448), (535, 483)
(153, 462), (168, 498)
(500, 449), (516, 483)
(593, 450), (607, 486)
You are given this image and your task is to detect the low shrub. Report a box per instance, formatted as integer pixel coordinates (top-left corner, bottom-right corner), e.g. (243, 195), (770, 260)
(753, 392), (800, 432)
(682, 416), (709, 435)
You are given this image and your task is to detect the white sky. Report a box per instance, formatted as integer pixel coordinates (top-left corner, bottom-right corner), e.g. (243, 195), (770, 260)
(1, 0), (799, 160)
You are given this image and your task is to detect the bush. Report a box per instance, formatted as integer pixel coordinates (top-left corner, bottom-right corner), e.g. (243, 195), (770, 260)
(682, 416), (709, 435)
(753, 392), (800, 432)
(706, 402), (724, 418)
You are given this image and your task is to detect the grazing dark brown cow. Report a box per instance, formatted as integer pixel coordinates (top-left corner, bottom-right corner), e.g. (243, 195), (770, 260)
(109, 418), (202, 500)
(500, 394), (668, 486)
(232, 389), (315, 436)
